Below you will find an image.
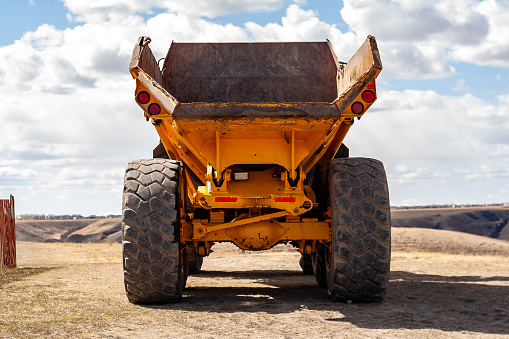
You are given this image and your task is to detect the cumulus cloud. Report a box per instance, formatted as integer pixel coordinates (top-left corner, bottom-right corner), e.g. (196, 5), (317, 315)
(450, 0), (509, 67)
(340, 0), (509, 77)
(246, 5), (332, 40)
(145, 13), (248, 47)
(63, 0), (284, 22)
(346, 88), (509, 204)
(245, 5), (360, 60)
(380, 42), (455, 79)
(0, 41), (44, 90)
(0, 82), (159, 213)
(342, 0), (489, 44)
(390, 165), (450, 187)
(455, 165), (509, 181)
(349, 90), (509, 161)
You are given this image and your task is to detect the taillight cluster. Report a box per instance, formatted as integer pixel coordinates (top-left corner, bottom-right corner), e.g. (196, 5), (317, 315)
(136, 91), (161, 116)
(350, 89), (375, 115)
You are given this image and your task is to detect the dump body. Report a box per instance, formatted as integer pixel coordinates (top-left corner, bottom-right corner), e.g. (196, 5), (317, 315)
(129, 36), (382, 253)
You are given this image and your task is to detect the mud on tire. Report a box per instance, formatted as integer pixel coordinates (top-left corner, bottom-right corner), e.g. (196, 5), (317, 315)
(122, 159), (186, 304)
(315, 158), (391, 302)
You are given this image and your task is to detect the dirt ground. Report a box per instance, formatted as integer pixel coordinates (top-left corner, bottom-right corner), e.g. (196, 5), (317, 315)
(1, 228), (509, 338)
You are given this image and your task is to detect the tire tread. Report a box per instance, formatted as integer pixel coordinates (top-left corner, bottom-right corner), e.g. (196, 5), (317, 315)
(122, 159), (184, 304)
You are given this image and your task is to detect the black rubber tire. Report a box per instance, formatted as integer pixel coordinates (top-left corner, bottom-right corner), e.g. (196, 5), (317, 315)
(316, 158), (391, 302)
(311, 159), (329, 288)
(312, 243), (327, 288)
(299, 254), (313, 275)
(122, 159), (187, 304)
(187, 243), (203, 274)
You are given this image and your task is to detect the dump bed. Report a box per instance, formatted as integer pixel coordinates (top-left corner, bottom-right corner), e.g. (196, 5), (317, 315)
(162, 42), (338, 103)
(129, 36), (382, 189)
(130, 36), (381, 132)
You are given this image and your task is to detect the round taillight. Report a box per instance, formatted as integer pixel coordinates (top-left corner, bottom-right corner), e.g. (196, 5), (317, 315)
(137, 91), (150, 104)
(148, 103), (161, 115)
(351, 102), (364, 114)
(362, 90), (375, 103)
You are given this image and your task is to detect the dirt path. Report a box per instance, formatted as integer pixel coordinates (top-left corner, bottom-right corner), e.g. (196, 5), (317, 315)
(1, 230), (509, 338)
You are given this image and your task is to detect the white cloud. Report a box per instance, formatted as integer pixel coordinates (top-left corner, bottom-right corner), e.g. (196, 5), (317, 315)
(146, 13), (248, 47)
(63, 0), (284, 22)
(0, 41), (44, 90)
(339, 0), (509, 78)
(245, 5), (360, 60)
(389, 165), (450, 187)
(341, 0), (489, 44)
(455, 165), (509, 181)
(346, 88), (509, 201)
(452, 79), (470, 92)
(246, 5), (328, 40)
(450, 0), (509, 68)
(379, 42), (455, 79)
(349, 89), (509, 160)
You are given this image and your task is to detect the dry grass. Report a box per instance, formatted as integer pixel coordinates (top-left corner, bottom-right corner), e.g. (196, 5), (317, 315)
(0, 267), (52, 288)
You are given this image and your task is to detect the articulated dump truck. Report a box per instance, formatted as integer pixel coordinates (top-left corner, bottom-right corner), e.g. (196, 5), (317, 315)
(124, 35), (390, 304)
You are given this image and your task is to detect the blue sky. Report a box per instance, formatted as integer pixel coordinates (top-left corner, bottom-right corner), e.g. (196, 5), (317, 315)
(1, 1), (75, 46)
(1, 0), (508, 215)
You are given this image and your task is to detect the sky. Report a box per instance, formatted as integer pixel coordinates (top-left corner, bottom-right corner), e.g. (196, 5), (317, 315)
(1, 0), (508, 215)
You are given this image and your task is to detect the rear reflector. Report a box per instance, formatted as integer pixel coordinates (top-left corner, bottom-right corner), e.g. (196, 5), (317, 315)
(275, 197), (296, 202)
(362, 90), (375, 103)
(215, 197), (237, 202)
(148, 103), (161, 115)
(137, 91), (150, 104)
(351, 102), (364, 114)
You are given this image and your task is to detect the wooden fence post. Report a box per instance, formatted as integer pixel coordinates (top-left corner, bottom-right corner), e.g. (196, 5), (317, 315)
(0, 195), (16, 269)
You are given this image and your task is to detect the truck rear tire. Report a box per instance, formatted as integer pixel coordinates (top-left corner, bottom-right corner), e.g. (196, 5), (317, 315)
(122, 159), (187, 304)
(312, 243), (327, 287)
(299, 254), (313, 275)
(187, 243), (203, 274)
(315, 158), (391, 302)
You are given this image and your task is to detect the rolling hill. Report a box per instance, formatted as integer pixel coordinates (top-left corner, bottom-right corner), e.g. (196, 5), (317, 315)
(14, 206), (509, 243)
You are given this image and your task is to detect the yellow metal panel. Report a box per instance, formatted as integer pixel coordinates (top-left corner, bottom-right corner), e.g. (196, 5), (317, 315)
(199, 138), (308, 174)
(182, 220), (330, 245)
(196, 168), (312, 215)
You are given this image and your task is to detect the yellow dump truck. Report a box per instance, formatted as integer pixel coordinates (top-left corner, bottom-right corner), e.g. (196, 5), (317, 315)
(123, 35), (390, 304)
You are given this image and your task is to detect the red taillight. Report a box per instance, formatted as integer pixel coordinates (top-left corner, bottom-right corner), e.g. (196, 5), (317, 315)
(215, 197), (237, 202)
(148, 103), (161, 115)
(351, 102), (364, 114)
(275, 197), (296, 202)
(137, 91), (150, 104)
(362, 90), (375, 103)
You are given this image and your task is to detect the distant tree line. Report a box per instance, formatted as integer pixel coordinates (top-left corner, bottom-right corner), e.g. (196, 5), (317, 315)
(16, 202), (509, 219)
(17, 214), (121, 220)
